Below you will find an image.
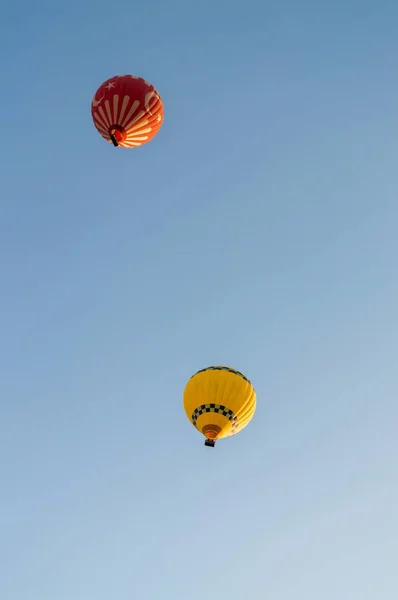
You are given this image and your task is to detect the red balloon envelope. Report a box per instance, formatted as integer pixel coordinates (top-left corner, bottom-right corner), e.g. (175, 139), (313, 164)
(91, 75), (164, 148)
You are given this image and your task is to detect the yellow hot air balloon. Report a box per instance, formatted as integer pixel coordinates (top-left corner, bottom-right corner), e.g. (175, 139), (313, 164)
(183, 365), (256, 447)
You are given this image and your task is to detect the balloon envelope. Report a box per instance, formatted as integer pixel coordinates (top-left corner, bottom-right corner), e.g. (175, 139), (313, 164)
(91, 74), (164, 148)
(183, 366), (256, 446)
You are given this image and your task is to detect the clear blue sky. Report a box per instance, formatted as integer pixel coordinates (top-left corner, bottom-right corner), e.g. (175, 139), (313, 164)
(1, 1), (397, 598)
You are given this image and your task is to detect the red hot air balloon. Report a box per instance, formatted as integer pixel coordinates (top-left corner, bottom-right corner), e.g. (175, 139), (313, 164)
(91, 75), (164, 148)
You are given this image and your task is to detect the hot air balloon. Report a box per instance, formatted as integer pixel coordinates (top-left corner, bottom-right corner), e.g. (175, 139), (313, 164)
(91, 75), (164, 148)
(183, 366), (256, 447)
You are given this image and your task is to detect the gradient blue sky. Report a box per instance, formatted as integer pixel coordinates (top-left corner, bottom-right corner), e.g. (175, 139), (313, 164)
(1, 1), (397, 598)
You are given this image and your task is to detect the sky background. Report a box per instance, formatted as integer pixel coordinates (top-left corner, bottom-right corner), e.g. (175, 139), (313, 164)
(1, 0), (397, 598)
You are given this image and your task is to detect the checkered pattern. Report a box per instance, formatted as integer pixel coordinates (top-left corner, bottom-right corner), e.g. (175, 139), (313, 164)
(191, 403), (239, 432)
(191, 365), (251, 384)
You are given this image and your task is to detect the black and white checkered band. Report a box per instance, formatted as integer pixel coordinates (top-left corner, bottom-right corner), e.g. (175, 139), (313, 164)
(191, 403), (239, 432)
(191, 365), (251, 385)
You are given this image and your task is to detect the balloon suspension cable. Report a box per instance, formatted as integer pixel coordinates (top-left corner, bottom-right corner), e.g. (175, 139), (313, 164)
(110, 132), (119, 147)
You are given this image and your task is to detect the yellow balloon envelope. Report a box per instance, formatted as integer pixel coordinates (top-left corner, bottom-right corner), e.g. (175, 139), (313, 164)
(183, 366), (256, 447)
